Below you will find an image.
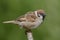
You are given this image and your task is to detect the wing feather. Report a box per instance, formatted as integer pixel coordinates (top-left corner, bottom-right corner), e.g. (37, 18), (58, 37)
(16, 12), (37, 22)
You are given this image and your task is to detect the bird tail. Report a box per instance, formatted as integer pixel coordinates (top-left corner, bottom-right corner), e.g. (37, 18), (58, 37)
(2, 20), (16, 24)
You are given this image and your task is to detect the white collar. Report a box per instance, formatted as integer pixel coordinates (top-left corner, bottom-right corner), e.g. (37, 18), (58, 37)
(34, 11), (38, 17)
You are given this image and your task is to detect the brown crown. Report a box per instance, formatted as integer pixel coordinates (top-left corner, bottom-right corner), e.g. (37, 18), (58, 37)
(37, 9), (45, 14)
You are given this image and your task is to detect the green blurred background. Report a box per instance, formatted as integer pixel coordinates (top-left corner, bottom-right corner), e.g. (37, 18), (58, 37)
(0, 0), (60, 40)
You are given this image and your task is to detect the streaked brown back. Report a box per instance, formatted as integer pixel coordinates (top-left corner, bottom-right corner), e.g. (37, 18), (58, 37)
(16, 11), (37, 22)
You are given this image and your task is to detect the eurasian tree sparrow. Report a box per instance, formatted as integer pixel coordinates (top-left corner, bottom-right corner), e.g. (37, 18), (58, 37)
(3, 9), (46, 31)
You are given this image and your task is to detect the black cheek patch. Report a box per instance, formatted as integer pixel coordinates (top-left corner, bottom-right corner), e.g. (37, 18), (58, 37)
(43, 16), (46, 20)
(40, 13), (46, 21)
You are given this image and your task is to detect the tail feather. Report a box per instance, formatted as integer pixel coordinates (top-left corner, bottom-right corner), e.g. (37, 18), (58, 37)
(3, 20), (15, 23)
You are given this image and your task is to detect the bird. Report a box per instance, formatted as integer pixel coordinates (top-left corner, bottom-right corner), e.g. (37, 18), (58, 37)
(3, 9), (46, 32)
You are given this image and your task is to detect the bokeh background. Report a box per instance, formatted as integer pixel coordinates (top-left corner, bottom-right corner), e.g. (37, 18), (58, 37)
(0, 0), (60, 40)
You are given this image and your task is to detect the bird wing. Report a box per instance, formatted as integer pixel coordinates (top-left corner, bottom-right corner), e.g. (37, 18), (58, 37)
(25, 12), (37, 22)
(16, 15), (26, 22)
(16, 12), (37, 22)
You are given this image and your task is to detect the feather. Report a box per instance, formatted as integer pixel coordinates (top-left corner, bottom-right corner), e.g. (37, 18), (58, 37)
(2, 20), (16, 23)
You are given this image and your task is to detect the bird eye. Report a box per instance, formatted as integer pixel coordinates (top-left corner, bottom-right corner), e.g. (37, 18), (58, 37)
(38, 14), (40, 17)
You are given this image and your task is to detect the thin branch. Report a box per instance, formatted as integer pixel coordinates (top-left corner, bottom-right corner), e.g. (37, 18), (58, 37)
(26, 31), (34, 40)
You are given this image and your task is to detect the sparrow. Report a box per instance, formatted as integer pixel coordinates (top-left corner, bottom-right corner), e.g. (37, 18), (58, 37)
(3, 9), (46, 32)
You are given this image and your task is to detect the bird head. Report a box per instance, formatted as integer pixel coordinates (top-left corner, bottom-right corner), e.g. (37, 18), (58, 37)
(35, 9), (46, 20)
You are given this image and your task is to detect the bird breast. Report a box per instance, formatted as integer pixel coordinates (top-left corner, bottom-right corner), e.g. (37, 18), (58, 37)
(18, 18), (43, 29)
